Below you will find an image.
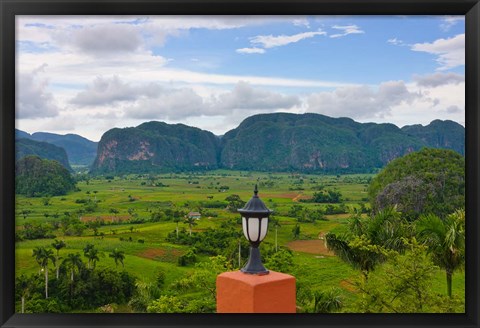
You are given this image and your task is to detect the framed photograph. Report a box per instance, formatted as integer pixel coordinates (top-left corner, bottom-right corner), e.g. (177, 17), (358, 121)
(1, 0), (479, 327)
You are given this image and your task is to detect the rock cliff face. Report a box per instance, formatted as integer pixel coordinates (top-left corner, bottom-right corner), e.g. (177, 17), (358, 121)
(91, 113), (465, 174)
(91, 121), (221, 174)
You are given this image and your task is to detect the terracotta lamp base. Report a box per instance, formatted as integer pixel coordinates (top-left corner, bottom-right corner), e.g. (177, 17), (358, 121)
(216, 270), (296, 313)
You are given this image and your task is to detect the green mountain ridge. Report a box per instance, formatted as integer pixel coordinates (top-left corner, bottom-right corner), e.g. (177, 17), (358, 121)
(15, 138), (73, 171)
(15, 130), (98, 166)
(91, 121), (221, 174)
(90, 113), (465, 174)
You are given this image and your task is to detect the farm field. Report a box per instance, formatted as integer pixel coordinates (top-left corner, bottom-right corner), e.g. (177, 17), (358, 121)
(15, 170), (465, 313)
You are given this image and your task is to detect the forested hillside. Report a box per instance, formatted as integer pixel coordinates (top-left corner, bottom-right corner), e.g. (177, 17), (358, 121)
(91, 113), (464, 174)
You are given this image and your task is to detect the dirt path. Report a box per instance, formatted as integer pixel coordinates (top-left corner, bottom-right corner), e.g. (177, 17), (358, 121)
(292, 193), (303, 202)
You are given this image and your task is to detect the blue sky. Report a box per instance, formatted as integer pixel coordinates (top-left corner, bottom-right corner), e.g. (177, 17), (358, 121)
(16, 15), (465, 141)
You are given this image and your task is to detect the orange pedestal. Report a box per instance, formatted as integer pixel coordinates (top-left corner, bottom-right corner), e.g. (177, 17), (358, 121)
(216, 270), (296, 313)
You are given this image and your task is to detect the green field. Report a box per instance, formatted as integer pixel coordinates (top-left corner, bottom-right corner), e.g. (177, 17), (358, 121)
(15, 170), (465, 313)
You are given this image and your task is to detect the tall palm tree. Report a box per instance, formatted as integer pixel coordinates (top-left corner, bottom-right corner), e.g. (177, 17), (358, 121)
(83, 243), (95, 269)
(416, 209), (465, 297)
(86, 247), (100, 269)
(63, 253), (83, 282)
(16, 274), (32, 313)
(51, 239), (67, 279)
(109, 249), (125, 268)
(62, 253), (83, 302)
(173, 216), (181, 239)
(184, 216), (197, 236)
(270, 217), (281, 252)
(32, 246), (55, 299)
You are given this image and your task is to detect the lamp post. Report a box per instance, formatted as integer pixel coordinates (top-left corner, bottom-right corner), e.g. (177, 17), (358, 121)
(238, 184), (273, 275)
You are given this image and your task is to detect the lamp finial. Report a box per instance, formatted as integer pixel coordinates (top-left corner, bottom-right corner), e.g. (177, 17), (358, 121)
(254, 184), (258, 196)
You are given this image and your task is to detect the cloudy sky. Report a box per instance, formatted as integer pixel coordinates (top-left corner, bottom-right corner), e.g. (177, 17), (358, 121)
(16, 15), (465, 141)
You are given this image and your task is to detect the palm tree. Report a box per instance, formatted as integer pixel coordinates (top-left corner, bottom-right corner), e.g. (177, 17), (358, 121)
(416, 209), (465, 297)
(32, 246), (55, 299)
(325, 233), (381, 280)
(51, 239), (66, 279)
(326, 207), (410, 280)
(83, 243), (95, 269)
(16, 274), (32, 313)
(173, 216), (182, 239)
(366, 206), (411, 252)
(86, 247), (100, 269)
(184, 216), (197, 236)
(270, 217), (281, 252)
(109, 249), (125, 268)
(63, 253), (83, 283)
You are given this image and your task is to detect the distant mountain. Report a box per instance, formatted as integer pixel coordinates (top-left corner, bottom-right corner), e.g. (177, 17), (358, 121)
(15, 138), (72, 171)
(91, 121), (221, 174)
(90, 113), (465, 174)
(15, 130), (98, 166)
(15, 129), (31, 139)
(220, 113), (426, 172)
(401, 120), (465, 156)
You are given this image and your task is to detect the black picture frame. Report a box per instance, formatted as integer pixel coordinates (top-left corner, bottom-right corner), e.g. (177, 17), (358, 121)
(1, 0), (479, 327)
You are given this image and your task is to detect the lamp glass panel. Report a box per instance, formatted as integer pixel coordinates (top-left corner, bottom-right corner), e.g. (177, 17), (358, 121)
(244, 217), (261, 242)
(242, 217), (269, 242)
(259, 217), (268, 241)
(242, 217), (250, 240)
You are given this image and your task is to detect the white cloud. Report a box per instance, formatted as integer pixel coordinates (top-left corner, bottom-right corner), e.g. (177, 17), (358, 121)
(292, 18), (310, 28)
(236, 47), (266, 54)
(72, 24), (142, 55)
(307, 80), (419, 119)
(16, 65), (60, 119)
(125, 87), (207, 120)
(387, 38), (406, 46)
(71, 76), (142, 106)
(440, 16), (464, 31)
(330, 25), (364, 38)
(122, 81), (300, 121)
(413, 72), (464, 87)
(445, 105), (461, 113)
(250, 30), (326, 48)
(212, 81), (300, 111)
(411, 34), (464, 70)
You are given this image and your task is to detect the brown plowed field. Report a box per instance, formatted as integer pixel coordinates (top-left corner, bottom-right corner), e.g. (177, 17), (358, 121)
(138, 248), (182, 260)
(261, 192), (312, 202)
(287, 239), (334, 256)
(80, 215), (131, 223)
(262, 192), (298, 199)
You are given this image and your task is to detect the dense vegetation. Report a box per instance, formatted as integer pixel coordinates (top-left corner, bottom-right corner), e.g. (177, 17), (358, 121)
(16, 249), (136, 313)
(15, 156), (76, 197)
(368, 148), (465, 219)
(91, 113), (465, 174)
(14, 147), (465, 314)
